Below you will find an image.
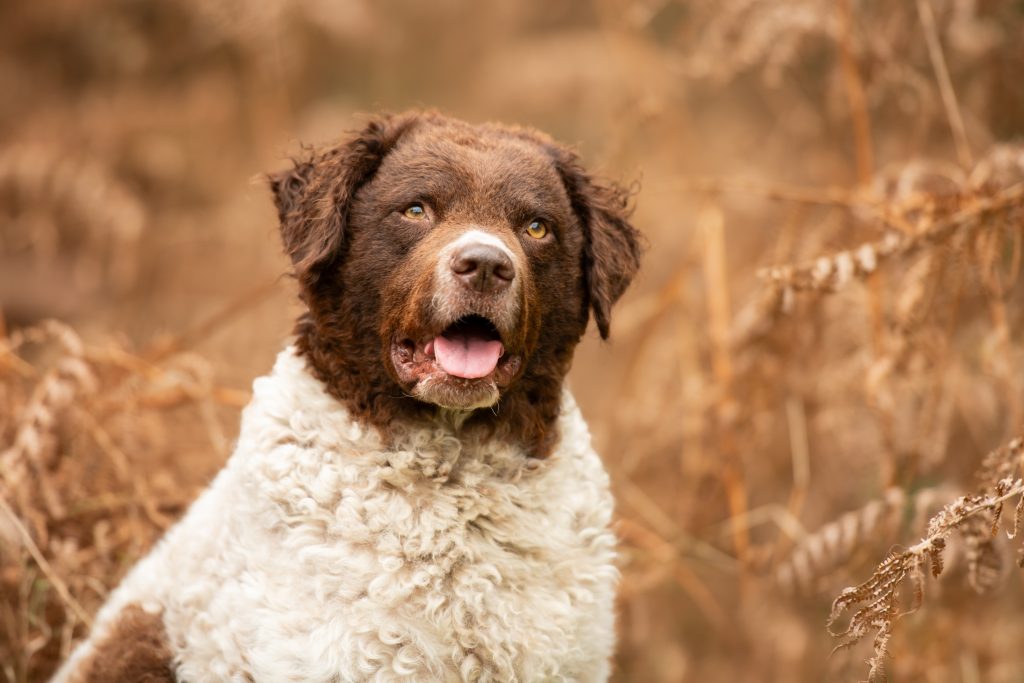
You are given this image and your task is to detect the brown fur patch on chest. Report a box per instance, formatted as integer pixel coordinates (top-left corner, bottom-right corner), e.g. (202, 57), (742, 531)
(68, 603), (176, 683)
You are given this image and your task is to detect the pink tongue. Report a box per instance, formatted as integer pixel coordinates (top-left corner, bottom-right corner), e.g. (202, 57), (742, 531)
(433, 333), (503, 379)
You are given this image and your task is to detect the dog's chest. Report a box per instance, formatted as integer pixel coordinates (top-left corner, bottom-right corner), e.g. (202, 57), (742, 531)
(196, 428), (617, 682)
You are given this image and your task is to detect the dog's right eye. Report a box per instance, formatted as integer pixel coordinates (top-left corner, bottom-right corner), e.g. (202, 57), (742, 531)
(403, 203), (428, 220)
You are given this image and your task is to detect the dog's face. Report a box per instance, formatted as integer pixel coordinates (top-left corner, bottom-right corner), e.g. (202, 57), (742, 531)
(270, 113), (641, 451)
(354, 126), (593, 410)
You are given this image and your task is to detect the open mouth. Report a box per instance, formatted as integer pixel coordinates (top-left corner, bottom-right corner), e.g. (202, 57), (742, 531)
(428, 314), (504, 379)
(391, 313), (523, 407)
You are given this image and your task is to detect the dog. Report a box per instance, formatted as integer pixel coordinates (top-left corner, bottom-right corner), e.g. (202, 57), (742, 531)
(53, 111), (642, 682)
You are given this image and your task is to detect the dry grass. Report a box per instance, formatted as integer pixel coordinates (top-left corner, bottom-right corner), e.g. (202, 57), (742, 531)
(2, 0), (1024, 681)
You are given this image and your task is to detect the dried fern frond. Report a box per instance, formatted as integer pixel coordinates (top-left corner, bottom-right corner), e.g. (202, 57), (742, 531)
(729, 152), (1024, 358)
(0, 321), (96, 523)
(0, 319), (253, 677)
(778, 489), (902, 595)
(776, 486), (955, 595)
(829, 437), (1024, 679)
(760, 182), (1024, 295)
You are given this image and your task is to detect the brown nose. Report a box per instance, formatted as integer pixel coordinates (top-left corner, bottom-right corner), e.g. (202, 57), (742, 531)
(450, 242), (515, 293)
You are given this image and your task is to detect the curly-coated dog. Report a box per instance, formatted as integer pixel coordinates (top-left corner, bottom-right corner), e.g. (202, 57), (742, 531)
(53, 111), (643, 683)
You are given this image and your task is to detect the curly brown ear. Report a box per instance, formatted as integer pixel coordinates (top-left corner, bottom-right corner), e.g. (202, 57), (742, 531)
(268, 113), (419, 289)
(555, 151), (643, 339)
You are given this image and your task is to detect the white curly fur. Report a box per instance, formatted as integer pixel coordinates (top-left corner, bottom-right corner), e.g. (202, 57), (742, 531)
(53, 347), (618, 682)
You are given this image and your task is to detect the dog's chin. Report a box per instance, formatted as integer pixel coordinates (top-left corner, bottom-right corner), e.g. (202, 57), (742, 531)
(390, 345), (523, 410)
(411, 375), (501, 410)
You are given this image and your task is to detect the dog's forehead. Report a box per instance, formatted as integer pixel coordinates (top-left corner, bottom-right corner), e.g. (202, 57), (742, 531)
(377, 123), (568, 202)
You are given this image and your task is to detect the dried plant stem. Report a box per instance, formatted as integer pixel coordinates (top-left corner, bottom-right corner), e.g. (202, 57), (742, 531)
(837, 0), (875, 183)
(867, 268), (897, 489)
(677, 292), (705, 522)
(617, 476), (740, 573)
(145, 278), (280, 362)
(74, 409), (172, 529)
(784, 397), (811, 532)
(916, 0), (973, 169)
(617, 517), (730, 633)
(701, 202), (733, 387)
(910, 483), (1024, 555)
(698, 200), (751, 573)
(837, 7), (922, 527)
(836, 0), (895, 496)
(0, 342), (36, 378)
(618, 476), (685, 542)
(0, 496), (93, 628)
(611, 265), (688, 340)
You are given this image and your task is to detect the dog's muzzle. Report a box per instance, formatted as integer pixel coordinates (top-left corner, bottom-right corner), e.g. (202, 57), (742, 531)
(388, 228), (526, 410)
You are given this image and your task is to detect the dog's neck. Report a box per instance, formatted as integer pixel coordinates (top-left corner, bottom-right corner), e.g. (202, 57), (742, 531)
(435, 408), (475, 431)
(293, 314), (574, 458)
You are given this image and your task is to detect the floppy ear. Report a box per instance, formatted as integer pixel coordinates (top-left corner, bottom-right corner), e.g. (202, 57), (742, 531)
(268, 113), (418, 289)
(555, 152), (643, 339)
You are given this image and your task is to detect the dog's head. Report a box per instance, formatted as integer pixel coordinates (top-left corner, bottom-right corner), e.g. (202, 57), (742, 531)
(270, 112), (641, 453)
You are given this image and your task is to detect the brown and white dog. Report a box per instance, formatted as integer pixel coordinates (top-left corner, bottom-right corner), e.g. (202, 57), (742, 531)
(54, 111), (642, 682)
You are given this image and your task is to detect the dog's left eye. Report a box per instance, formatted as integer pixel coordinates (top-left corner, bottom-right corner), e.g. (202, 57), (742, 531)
(403, 203), (428, 220)
(526, 219), (549, 239)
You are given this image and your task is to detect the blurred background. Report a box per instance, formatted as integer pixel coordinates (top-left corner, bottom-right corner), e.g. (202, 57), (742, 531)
(2, 1), (1024, 681)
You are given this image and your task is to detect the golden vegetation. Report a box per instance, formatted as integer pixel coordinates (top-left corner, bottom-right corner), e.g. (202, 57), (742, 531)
(2, 1), (1024, 681)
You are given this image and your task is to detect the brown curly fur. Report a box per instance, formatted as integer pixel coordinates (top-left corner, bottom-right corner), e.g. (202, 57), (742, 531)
(66, 604), (176, 683)
(269, 111), (642, 457)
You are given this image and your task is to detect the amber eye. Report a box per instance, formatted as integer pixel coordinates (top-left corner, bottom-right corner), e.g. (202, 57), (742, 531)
(526, 219), (549, 240)
(403, 203), (428, 220)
